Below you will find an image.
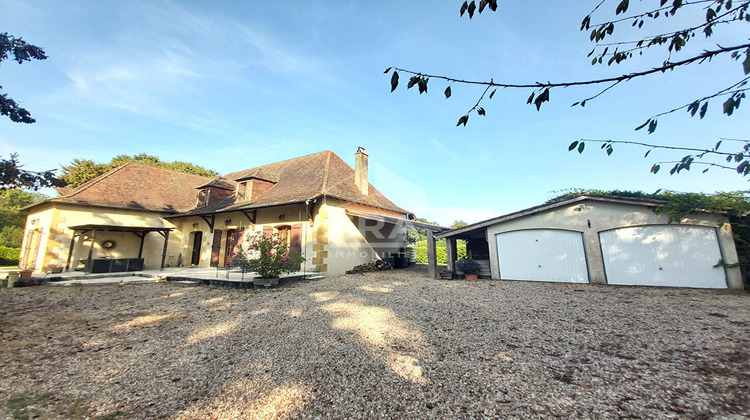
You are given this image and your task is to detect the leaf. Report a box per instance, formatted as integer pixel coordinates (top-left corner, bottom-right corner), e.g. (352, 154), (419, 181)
(390, 71), (399, 92)
(444, 86), (452, 99)
(723, 97), (736, 116)
(460, 1), (468, 16)
(647, 119), (658, 134)
(384, 67), (392, 74)
(715, 140), (722, 150)
(706, 8), (717, 21)
(687, 101), (699, 116)
(743, 51), (750, 75)
(456, 114), (469, 127)
(526, 92), (535, 105)
(479, 0), (487, 13)
(580, 15), (591, 31)
(577, 141), (585, 153)
(651, 164), (661, 174)
(616, 0), (629, 15)
(699, 102), (708, 118)
(477, 107), (486, 116)
(467, 1), (476, 18)
(581, 100), (586, 107)
(606, 145), (613, 156)
(568, 141), (579, 151)
(635, 119), (650, 131)
(407, 76), (419, 89)
(417, 78), (428, 94)
(534, 88), (550, 111)
(489, 88), (497, 99)
(644, 149), (651, 158)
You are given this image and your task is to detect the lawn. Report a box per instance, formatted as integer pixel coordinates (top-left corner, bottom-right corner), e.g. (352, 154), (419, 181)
(1, 268), (749, 419)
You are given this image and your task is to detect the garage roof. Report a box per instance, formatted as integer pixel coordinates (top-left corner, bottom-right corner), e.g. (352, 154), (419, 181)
(435, 194), (667, 240)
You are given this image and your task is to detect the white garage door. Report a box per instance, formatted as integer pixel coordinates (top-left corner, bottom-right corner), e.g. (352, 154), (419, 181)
(496, 229), (589, 283)
(599, 225), (726, 288)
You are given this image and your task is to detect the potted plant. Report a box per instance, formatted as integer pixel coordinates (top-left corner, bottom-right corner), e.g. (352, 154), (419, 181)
(456, 258), (483, 281)
(232, 231), (306, 286)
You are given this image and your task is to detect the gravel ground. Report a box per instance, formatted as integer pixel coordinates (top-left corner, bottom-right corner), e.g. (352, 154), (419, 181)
(1, 267), (749, 419)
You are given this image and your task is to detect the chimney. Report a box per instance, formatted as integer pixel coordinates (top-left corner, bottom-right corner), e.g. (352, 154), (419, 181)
(354, 147), (369, 195)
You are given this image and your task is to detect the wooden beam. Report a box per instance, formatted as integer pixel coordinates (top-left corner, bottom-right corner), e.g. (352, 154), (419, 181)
(200, 215), (215, 233)
(65, 231), (78, 272)
(160, 230), (170, 270)
(446, 238), (457, 271)
(137, 232), (147, 259)
(240, 209), (256, 224)
(85, 229), (97, 272)
(427, 229), (437, 279)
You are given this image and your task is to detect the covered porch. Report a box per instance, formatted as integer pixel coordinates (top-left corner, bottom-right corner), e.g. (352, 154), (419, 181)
(65, 224), (174, 273)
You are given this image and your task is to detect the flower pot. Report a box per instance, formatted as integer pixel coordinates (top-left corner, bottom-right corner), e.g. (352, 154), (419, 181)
(465, 273), (478, 281)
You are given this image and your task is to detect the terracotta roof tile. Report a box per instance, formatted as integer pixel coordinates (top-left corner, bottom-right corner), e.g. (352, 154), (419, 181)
(180, 151), (406, 216)
(47, 162), (215, 213)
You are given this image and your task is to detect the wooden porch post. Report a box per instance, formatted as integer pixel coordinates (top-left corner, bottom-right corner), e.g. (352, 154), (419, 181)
(446, 237), (457, 271)
(137, 232), (146, 258)
(426, 229), (437, 279)
(160, 230), (170, 270)
(85, 229), (96, 272)
(65, 231), (77, 272)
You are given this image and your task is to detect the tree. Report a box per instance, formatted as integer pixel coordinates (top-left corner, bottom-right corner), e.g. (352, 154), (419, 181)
(386, 1), (750, 176)
(0, 189), (46, 248)
(0, 32), (47, 124)
(61, 153), (220, 189)
(0, 153), (65, 190)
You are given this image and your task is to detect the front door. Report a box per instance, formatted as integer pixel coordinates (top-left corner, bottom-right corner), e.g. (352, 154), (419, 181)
(225, 229), (236, 266)
(210, 230), (222, 267)
(191, 231), (203, 266)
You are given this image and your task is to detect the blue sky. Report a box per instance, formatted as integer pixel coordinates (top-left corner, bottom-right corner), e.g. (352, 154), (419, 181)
(1, 1), (748, 225)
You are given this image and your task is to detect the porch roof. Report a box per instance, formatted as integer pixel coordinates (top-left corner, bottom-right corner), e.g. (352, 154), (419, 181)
(345, 210), (448, 232)
(67, 224), (174, 233)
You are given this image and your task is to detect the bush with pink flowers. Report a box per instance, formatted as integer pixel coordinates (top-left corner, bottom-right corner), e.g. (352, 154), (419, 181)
(231, 231), (305, 278)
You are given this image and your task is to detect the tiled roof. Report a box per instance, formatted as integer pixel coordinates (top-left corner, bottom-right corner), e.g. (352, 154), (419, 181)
(180, 151), (407, 216)
(39, 162), (215, 213)
(197, 177), (236, 190)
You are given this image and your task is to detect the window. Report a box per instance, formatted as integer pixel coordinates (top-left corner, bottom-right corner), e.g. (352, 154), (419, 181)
(197, 189), (209, 207)
(237, 181), (248, 201)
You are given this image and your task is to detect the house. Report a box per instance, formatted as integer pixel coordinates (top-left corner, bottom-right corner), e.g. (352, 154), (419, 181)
(20, 148), (434, 275)
(435, 195), (743, 289)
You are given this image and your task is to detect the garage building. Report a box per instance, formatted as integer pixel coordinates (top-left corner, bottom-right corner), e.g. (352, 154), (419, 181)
(435, 195), (742, 289)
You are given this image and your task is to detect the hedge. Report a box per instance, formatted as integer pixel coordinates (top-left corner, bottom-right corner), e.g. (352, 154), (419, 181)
(0, 246), (20, 266)
(414, 241), (466, 264)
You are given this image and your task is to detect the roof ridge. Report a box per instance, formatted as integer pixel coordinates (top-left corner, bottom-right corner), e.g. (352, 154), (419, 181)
(63, 161), (135, 199)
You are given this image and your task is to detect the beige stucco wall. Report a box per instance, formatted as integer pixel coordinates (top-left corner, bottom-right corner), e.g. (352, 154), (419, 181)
(22, 203), (181, 273)
(323, 197), (407, 275)
(174, 204), (315, 271)
(484, 200), (742, 288)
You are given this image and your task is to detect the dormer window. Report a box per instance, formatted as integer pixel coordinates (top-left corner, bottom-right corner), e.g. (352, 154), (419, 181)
(237, 181), (248, 201)
(197, 189), (209, 207)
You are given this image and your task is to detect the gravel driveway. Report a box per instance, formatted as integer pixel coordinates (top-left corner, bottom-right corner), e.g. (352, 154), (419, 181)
(1, 268), (749, 419)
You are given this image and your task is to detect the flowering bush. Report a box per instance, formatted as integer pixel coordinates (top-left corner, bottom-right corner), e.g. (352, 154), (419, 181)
(231, 231), (305, 278)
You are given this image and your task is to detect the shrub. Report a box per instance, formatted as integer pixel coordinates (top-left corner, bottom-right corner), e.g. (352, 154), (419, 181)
(0, 246), (20, 266)
(456, 258), (483, 274)
(231, 231), (305, 278)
